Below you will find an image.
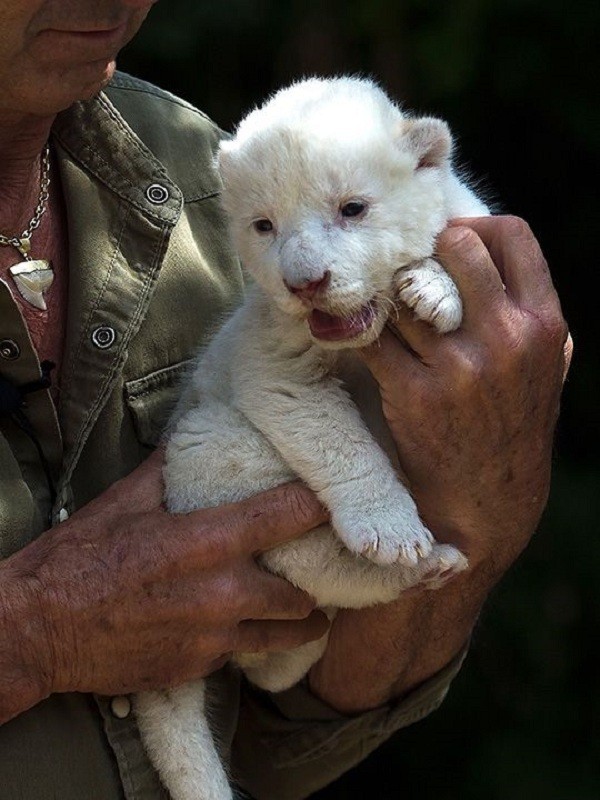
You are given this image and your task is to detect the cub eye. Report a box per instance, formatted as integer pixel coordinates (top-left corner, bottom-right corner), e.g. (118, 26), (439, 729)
(340, 201), (367, 218)
(253, 218), (274, 233)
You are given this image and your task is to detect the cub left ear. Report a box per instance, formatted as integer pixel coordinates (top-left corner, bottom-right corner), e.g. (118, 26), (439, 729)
(400, 117), (453, 170)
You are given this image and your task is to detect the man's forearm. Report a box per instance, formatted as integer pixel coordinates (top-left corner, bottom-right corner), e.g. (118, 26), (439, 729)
(308, 558), (493, 714)
(0, 561), (50, 724)
(310, 218), (569, 716)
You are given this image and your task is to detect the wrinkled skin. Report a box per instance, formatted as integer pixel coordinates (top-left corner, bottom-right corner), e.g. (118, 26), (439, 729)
(0, 458), (329, 722)
(309, 216), (571, 712)
(0, 216), (570, 721)
(0, 3), (571, 726)
(0, 0), (159, 117)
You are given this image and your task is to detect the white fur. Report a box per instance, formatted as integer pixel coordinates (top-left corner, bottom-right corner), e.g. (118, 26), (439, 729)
(136, 77), (489, 800)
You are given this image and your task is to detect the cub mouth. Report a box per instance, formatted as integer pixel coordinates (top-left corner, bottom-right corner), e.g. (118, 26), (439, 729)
(308, 303), (377, 341)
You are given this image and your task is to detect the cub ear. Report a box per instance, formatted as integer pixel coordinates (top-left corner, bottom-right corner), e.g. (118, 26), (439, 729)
(400, 117), (453, 170)
(215, 139), (237, 180)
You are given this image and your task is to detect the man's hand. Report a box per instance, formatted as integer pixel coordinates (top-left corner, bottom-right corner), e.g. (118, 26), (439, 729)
(0, 451), (329, 724)
(309, 216), (571, 712)
(366, 216), (570, 570)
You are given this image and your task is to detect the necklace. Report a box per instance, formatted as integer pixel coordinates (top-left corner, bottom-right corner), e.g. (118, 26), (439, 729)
(0, 143), (54, 310)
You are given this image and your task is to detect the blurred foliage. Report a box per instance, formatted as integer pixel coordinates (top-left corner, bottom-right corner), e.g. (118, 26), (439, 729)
(120, 1), (599, 797)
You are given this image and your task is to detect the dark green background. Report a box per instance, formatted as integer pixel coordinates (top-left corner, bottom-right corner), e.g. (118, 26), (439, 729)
(120, 2), (599, 797)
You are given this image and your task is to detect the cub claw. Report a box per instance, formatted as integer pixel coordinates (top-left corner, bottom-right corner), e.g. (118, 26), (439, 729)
(419, 544), (469, 589)
(395, 257), (462, 334)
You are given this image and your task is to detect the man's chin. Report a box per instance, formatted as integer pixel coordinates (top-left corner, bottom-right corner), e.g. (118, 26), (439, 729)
(74, 59), (117, 100)
(39, 59), (117, 113)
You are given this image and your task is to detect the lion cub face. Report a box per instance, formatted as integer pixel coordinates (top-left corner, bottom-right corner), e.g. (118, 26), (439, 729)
(218, 78), (454, 349)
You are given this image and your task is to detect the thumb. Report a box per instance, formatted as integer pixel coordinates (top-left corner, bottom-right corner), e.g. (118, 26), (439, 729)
(101, 447), (166, 512)
(355, 325), (419, 389)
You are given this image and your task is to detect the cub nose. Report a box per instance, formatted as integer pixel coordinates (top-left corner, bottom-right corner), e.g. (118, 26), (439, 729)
(284, 271), (331, 300)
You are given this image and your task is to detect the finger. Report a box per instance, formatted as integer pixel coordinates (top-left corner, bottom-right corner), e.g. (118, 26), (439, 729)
(385, 303), (445, 358)
(190, 482), (328, 560)
(204, 654), (231, 674)
(240, 482), (328, 554)
(235, 610), (330, 653)
(133, 447), (167, 508)
(563, 332), (574, 383)
(435, 225), (508, 329)
(88, 446), (165, 514)
(129, 444), (165, 484)
(242, 569), (317, 621)
(356, 322), (425, 388)
(449, 216), (558, 310)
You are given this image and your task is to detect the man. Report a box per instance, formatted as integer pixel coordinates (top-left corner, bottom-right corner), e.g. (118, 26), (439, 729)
(0, 1), (571, 799)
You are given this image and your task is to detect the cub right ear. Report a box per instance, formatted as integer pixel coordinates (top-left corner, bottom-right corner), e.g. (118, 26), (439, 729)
(216, 140), (235, 179)
(398, 117), (453, 170)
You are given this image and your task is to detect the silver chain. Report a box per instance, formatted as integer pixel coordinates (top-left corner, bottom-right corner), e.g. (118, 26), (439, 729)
(0, 143), (51, 259)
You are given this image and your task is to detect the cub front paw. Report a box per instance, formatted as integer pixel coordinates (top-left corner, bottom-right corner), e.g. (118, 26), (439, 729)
(418, 543), (469, 589)
(394, 257), (462, 333)
(332, 506), (434, 566)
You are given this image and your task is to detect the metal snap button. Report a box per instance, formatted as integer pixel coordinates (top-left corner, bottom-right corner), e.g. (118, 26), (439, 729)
(146, 183), (169, 204)
(110, 695), (131, 719)
(0, 339), (20, 360)
(91, 326), (116, 349)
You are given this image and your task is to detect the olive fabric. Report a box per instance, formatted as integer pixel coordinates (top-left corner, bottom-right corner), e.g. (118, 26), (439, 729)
(0, 73), (465, 800)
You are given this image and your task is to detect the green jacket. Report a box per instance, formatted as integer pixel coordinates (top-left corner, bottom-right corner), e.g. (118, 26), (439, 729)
(0, 73), (463, 800)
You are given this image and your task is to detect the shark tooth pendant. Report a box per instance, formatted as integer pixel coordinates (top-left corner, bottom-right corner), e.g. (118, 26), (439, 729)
(9, 260), (54, 311)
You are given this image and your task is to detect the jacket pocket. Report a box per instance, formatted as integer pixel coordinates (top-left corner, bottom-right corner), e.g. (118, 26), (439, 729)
(124, 360), (193, 448)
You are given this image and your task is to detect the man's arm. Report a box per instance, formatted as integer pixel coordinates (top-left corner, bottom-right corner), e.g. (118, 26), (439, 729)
(0, 453), (329, 725)
(308, 216), (570, 712)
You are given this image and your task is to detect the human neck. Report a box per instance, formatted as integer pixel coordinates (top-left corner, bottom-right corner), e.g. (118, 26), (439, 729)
(0, 113), (56, 236)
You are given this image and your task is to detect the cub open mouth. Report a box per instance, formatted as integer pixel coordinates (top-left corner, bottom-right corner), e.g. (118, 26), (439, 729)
(308, 303), (377, 341)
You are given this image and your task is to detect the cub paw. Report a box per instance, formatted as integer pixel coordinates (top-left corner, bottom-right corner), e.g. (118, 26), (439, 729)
(332, 506), (434, 566)
(394, 257), (462, 333)
(418, 544), (469, 589)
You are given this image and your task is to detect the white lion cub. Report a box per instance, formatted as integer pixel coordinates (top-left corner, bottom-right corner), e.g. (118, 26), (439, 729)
(135, 77), (489, 800)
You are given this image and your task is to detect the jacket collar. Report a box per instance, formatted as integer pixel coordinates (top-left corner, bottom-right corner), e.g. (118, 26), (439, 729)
(53, 90), (183, 227)
(51, 90), (181, 502)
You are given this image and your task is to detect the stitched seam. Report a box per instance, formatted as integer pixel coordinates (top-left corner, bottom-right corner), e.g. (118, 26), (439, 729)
(65, 226), (168, 481)
(94, 697), (139, 800)
(109, 79), (215, 124)
(56, 135), (176, 222)
(56, 93), (214, 210)
(97, 94), (163, 169)
(57, 105), (148, 191)
(373, 699), (444, 735)
(127, 382), (180, 401)
(273, 720), (363, 767)
(126, 361), (192, 400)
(58, 142), (180, 226)
(185, 190), (221, 203)
(106, 81), (225, 202)
(271, 698), (445, 767)
(61, 206), (130, 403)
(55, 96), (181, 222)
